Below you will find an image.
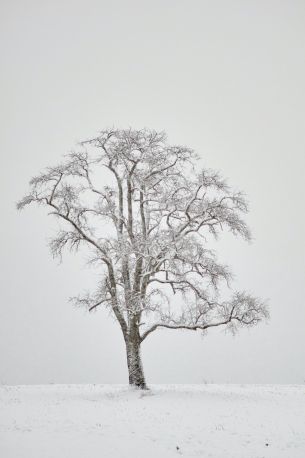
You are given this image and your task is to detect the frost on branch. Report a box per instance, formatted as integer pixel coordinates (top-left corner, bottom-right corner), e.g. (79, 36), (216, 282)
(17, 128), (268, 386)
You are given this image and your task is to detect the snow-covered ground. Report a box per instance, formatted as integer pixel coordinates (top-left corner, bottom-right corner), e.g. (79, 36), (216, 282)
(0, 384), (304, 458)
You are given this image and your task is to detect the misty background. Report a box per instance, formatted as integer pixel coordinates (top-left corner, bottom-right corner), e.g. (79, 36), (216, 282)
(0, 0), (304, 385)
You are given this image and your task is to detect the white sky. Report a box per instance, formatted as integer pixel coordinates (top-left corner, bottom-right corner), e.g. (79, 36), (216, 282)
(0, 0), (304, 385)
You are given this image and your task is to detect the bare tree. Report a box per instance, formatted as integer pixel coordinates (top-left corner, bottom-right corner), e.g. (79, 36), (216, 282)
(17, 129), (268, 389)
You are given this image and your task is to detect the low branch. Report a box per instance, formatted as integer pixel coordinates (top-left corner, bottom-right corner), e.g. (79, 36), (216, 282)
(140, 318), (232, 342)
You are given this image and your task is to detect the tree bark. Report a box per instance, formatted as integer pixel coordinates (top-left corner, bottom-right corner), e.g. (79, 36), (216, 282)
(125, 338), (147, 389)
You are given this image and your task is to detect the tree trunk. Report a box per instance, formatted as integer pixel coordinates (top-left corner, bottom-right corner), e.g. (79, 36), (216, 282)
(125, 338), (147, 389)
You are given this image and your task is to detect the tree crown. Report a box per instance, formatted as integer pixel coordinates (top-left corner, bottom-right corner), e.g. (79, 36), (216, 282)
(18, 128), (268, 341)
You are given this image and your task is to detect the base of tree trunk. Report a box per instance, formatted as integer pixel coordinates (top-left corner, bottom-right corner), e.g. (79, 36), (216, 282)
(129, 381), (149, 390)
(126, 341), (147, 390)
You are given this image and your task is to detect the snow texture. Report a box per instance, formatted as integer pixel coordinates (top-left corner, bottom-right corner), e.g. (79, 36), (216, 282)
(0, 384), (304, 457)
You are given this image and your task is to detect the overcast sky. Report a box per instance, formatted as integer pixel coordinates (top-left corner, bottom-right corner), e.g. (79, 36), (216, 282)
(1, 0), (304, 385)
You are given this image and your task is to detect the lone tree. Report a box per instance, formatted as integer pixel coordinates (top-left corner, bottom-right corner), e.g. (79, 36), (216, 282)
(18, 129), (268, 389)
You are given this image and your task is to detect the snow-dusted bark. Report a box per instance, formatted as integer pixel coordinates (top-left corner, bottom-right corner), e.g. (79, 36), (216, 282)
(17, 128), (268, 388)
(126, 339), (146, 389)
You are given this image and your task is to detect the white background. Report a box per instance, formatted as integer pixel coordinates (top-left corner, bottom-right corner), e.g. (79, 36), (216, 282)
(0, 0), (304, 384)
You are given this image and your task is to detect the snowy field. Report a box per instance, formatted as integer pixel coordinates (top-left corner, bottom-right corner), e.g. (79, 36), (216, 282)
(0, 384), (304, 458)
